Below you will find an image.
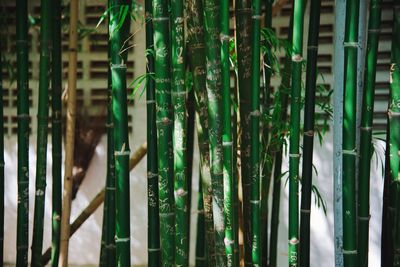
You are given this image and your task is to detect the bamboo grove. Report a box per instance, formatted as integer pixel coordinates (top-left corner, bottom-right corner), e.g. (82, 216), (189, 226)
(0, 0), (399, 266)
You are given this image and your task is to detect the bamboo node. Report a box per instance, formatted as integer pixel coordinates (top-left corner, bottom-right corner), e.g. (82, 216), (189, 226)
(252, 15), (262, 20)
(304, 130), (314, 137)
(289, 238), (299, 245)
(250, 200), (260, 204)
(343, 42), (358, 48)
(358, 215), (370, 221)
(147, 172), (158, 178)
(17, 114), (30, 119)
(292, 54), (303, 62)
(114, 150), (130, 156)
(146, 100), (156, 104)
(342, 249), (357, 255)
(307, 46), (318, 51)
(115, 237), (130, 243)
(388, 109), (400, 117)
(342, 149), (357, 156)
(153, 16), (169, 22)
(289, 153), (300, 158)
(106, 186), (116, 191)
(360, 126), (372, 132)
(148, 248), (161, 252)
(175, 188), (188, 197)
(224, 237), (235, 245)
(36, 189), (45, 196)
(223, 141), (233, 146)
(220, 34), (230, 42)
(368, 29), (381, 33)
(250, 110), (261, 117)
(110, 63), (127, 69)
(105, 123), (114, 128)
(159, 212), (174, 218)
(300, 209), (311, 213)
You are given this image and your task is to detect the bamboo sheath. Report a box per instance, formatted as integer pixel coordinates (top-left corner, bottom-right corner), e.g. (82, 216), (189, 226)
(0, 30), (4, 266)
(16, 0), (30, 265)
(357, 1), (382, 266)
(41, 143), (147, 265)
(31, 0), (52, 265)
(59, 0), (78, 265)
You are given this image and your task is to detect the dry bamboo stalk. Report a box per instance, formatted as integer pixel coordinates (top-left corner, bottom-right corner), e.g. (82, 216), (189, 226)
(42, 143), (147, 265)
(58, 0), (79, 265)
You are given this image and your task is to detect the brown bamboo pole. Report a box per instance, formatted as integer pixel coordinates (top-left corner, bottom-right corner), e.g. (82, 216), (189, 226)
(42, 143), (148, 265)
(58, 0), (79, 264)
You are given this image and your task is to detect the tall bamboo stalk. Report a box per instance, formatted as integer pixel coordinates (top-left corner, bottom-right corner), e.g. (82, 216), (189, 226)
(250, 0), (261, 265)
(187, 0), (216, 262)
(59, 0), (78, 265)
(357, 1), (382, 266)
(100, 28), (117, 266)
(235, 0), (252, 264)
(342, 0), (360, 266)
(171, 0), (189, 263)
(109, 1), (132, 265)
(0, 32), (4, 266)
(260, 2), (273, 264)
(333, 1), (347, 266)
(31, 0), (52, 265)
(202, 0), (225, 264)
(153, 0), (175, 263)
(16, 0), (29, 265)
(390, 2), (400, 264)
(51, 0), (62, 265)
(288, 1), (305, 265)
(299, 1), (321, 266)
(221, 0), (235, 265)
(145, 0), (160, 265)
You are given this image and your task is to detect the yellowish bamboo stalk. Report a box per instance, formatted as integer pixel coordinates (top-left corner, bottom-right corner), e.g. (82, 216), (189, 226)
(59, 0), (78, 265)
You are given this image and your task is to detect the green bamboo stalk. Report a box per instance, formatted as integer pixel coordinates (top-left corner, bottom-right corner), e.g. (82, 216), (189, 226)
(171, 0), (189, 263)
(51, 0), (62, 265)
(221, 0), (235, 265)
(100, 26), (117, 265)
(235, 0), (252, 264)
(145, 0), (160, 265)
(288, 0), (305, 265)
(250, 0), (261, 265)
(260, 2), (273, 264)
(109, 1), (132, 265)
(31, 0), (52, 265)
(0, 32), (4, 266)
(299, 1), (321, 266)
(202, 0), (225, 264)
(16, 0), (29, 265)
(357, 1), (382, 266)
(186, 0), (216, 263)
(195, 175), (206, 267)
(390, 2), (400, 265)
(342, 0), (360, 266)
(153, 0), (176, 264)
(231, 86), (239, 267)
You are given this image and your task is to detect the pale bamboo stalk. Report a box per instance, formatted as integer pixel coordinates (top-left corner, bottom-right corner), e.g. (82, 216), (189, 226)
(59, 0), (78, 265)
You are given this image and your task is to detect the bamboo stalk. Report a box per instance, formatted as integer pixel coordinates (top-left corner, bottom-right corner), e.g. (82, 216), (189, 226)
(171, 0), (189, 262)
(153, 0), (176, 263)
(0, 32), (4, 266)
(109, 1), (132, 265)
(342, 0), (360, 265)
(288, 1), (305, 265)
(42, 143), (147, 265)
(202, 0), (225, 264)
(357, 0), (382, 266)
(186, 0), (216, 262)
(250, 0), (261, 265)
(221, 0), (235, 265)
(235, 0), (252, 264)
(145, 0), (160, 265)
(260, 2), (273, 264)
(59, 0), (78, 265)
(390, 2), (400, 264)
(16, 0), (29, 265)
(31, 0), (52, 265)
(299, 1), (321, 266)
(51, 0), (62, 265)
